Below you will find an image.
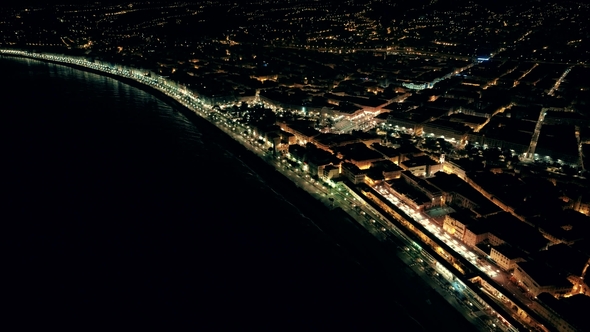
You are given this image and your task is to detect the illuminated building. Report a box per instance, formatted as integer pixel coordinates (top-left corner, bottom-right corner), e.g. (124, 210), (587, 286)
(489, 244), (525, 272)
(341, 162), (366, 184)
(321, 164), (340, 181)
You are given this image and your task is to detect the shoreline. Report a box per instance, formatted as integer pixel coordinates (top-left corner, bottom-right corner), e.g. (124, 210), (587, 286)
(3, 52), (479, 331)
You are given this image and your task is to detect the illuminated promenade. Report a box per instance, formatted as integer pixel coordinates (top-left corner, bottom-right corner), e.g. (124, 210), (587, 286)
(0, 49), (206, 119)
(0, 49), (546, 331)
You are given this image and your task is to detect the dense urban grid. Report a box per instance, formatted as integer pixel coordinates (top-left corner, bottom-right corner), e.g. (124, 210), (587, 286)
(2, 1), (590, 331)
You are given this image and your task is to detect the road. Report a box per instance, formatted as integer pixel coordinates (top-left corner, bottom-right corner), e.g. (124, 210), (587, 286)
(396, 245), (493, 331)
(548, 66), (572, 96)
(524, 108), (546, 162)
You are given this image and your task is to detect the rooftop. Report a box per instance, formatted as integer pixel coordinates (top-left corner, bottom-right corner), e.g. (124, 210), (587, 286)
(485, 212), (548, 253)
(334, 143), (384, 162)
(427, 172), (502, 217)
(371, 159), (403, 172)
(401, 171), (442, 196)
(387, 178), (431, 206)
(401, 155), (438, 168)
(448, 211), (478, 227)
(516, 261), (571, 288)
(531, 243), (589, 277)
(285, 121), (321, 138)
(422, 118), (471, 134)
(465, 219), (489, 235)
(371, 143), (401, 159)
(492, 244), (523, 260)
(536, 293), (590, 332)
(314, 133), (358, 148)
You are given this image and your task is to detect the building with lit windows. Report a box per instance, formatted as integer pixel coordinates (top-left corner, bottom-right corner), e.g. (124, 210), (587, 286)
(321, 164), (340, 181)
(490, 244), (526, 272)
(443, 212), (477, 242)
(341, 162), (366, 184)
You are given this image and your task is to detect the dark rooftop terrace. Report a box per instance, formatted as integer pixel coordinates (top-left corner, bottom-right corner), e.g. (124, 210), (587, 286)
(324, 93), (387, 108)
(285, 120), (321, 138)
(485, 212), (548, 253)
(492, 244), (523, 260)
(371, 143), (400, 159)
(388, 178), (431, 206)
(536, 294), (590, 332)
(334, 143), (384, 162)
(478, 119), (533, 146)
(411, 106), (450, 122)
(516, 261), (571, 288)
(448, 211), (479, 227)
(427, 172), (502, 217)
(314, 133), (358, 148)
(401, 155), (438, 168)
(531, 243), (589, 277)
(536, 124), (579, 159)
(423, 118), (472, 133)
(446, 113), (488, 126)
(371, 159), (403, 172)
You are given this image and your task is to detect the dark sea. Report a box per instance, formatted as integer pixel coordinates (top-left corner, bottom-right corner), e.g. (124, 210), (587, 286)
(1, 56), (479, 331)
(0, 56), (386, 329)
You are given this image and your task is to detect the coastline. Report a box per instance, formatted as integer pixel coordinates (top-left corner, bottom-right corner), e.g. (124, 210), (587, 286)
(2, 52), (479, 331)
